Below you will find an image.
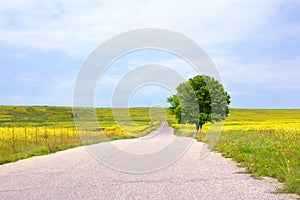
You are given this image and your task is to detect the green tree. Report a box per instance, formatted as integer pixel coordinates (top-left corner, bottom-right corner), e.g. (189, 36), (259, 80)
(167, 75), (230, 131)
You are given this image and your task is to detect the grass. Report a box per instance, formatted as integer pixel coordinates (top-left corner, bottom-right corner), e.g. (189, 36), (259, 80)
(170, 108), (300, 195)
(0, 105), (165, 164)
(1, 106), (299, 194)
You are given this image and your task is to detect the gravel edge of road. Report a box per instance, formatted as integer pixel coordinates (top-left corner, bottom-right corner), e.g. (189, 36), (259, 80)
(208, 151), (300, 200)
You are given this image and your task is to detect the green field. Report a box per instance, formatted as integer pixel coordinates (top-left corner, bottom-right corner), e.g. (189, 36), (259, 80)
(172, 108), (300, 194)
(218, 109), (300, 194)
(0, 105), (165, 164)
(0, 106), (299, 194)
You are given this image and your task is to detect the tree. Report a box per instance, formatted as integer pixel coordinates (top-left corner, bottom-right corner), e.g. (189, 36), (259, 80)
(167, 75), (230, 131)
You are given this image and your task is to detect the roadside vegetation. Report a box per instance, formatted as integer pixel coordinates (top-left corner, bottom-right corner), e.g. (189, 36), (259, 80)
(1, 105), (299, 194)
(170, 108), (300, 194)
(0, 105), (161, 164)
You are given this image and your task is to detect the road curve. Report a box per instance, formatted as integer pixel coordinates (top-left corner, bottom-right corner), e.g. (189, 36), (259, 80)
(0, 122), (293, 200)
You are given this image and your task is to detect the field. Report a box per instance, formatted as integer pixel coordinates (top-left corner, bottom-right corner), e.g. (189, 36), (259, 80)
(1, 106), (299, 194)
(172, 109), (300, 194)
(0, 106), (163, 164)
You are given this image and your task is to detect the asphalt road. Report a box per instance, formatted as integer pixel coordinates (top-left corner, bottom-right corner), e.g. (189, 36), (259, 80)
(0, 122), (294, 200)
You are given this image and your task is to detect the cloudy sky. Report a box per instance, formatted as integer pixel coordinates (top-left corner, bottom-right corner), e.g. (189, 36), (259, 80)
(0, 0), (299, 108)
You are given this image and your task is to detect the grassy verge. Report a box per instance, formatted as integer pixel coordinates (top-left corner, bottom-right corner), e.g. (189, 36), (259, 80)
(214, 129), (300, 194)
(170, 109), (300, 195)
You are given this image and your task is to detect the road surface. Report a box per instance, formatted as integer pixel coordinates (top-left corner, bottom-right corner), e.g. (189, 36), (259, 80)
(0, 122), (296, 199)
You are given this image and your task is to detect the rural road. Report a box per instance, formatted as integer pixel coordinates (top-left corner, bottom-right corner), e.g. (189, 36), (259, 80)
(0, 122), (294, 200)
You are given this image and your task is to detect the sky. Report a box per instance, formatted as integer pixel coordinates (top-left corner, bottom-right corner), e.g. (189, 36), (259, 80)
(0, 0), (300, 108)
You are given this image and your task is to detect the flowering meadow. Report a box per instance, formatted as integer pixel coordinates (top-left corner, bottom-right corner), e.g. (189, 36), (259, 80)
(0, 106), (160, 164)
(172, 109), (300, 194)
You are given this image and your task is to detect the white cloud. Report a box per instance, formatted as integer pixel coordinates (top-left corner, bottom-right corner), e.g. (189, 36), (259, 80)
(0, 0), (286, 56)
(1, 0), (299, 107)
(18, 73), (41, 82)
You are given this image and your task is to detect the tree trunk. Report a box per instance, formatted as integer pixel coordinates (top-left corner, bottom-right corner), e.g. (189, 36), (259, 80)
(196, 123), (199, 131)
(199, 124), (203, 131)
(196, 123), (203, 132)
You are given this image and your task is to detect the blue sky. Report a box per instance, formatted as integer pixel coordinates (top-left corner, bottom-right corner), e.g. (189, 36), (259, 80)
(0, 0), (300, 108)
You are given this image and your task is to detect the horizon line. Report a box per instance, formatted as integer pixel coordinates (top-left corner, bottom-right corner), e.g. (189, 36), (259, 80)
(0, 104), (300, 110)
